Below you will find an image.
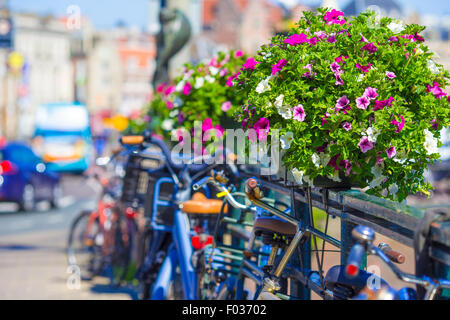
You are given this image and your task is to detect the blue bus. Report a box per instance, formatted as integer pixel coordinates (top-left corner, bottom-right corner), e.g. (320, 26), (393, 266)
(33, 102), (93, 173)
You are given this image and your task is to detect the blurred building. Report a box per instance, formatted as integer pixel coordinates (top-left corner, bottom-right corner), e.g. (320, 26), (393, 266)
(342, 0), (403, 18)
(194, 0), (285, 60)
(8, 13), (74, 138)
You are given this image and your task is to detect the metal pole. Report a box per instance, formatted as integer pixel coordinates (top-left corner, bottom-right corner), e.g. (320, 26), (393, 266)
(289, 188), (310, 300)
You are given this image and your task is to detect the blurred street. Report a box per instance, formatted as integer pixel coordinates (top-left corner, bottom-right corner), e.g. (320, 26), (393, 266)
(0, 175), (134, 300)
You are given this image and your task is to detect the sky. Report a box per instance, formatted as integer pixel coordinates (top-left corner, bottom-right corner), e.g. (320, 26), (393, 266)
(6, 0), (450, 30)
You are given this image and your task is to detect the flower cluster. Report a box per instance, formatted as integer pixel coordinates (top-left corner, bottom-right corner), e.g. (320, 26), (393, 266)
(236, 8), (450, 201)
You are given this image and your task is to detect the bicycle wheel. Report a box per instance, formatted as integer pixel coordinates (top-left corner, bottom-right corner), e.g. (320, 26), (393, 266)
(110, 215), (138, 287)
(67, 210), (103, 280)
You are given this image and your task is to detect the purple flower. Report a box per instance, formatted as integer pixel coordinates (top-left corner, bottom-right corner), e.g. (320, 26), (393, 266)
(386, 71), (396, 79)
(340, 160), (352, 175)
(356, 96), (370, 109)
(328, 154), (340, 171)
(361, 42), (378, 53)
(221, 101), (232, 112)
(284, 33), (308, 46)
(358, 137), (374, 153)
(272, 59), (288, 75)
(144, 115), (151, 123)
(360, 35), (368, 42)
(376, 157), (384, 165)
(253, 117), (270, 141)
(391, 115), (405, 133)
(386, 146), (396, 159)
(321, 113), (330, 126)
(335, 96), (350, 111)
(242, 58), (259, 70)
(356, 63), (372, 73)
(327, 35), (337, 43)
(342, 122), (352, 131)
(302, 64), (316, 78)
(373, 97), (395, 111)
(363, 87), (378, 100)
(293, 105), (306, 122)
(432, 119), (439, 130)
(308, 37), (318, 46)
(177, 112), (185, 124)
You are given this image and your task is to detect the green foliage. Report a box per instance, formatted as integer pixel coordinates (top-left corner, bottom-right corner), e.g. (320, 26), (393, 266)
(236, 9), (450, 201)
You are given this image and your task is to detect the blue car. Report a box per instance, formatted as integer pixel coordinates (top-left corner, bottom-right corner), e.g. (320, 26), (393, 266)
(0, 142), (61, 211)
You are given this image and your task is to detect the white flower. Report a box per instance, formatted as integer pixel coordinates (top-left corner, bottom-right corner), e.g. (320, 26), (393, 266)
(209, 67), (219, 76)
(303, 175), (314, 187)
(278, 105), (292, 119)
(424, 129), (439, 155)
(312, 153), (321, 168)
(175, 80), (186, 92)
(357, 74), (364, 82)
(389, 183), (399, 197)
(393, 150), (408, 164)
(329, 171), (342, 182)
(169, 109), (179, 117)
(365, 127), (381, 143)
(427, 60), (440, 75)
(195, 77), (205, 89)
(256, 76), (272, 94)
(387, 21), (405, 34)
(291, 168), (305, 185)
(369, 176), (386, 189)
(280, 132), (294, 150)
(205, 75), (215, 83)
(161, 119), (174, 131)
(319, 153), (331, 166)
(416, 48), (424, 55)
(262, 52), (272, 60)
(274, 95), (284, 109)
(371, 164), (384, 178)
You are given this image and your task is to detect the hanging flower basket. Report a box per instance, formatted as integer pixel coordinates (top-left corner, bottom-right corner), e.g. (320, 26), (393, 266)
(236, 8), (450, 201)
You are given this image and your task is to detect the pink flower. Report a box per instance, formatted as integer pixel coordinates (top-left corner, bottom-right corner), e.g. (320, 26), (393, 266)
(335, 74), (344, 86)
(272, 59), (288, 75)
(361, 42), (378, 53)
(391, 115), (405, 133)
(221, 101), (232, 112)
(156, 83), (166, 93)
(219, 69), (228, 77)
(302, 64), (316, 78)
(314, 31), (327, 40)
(358, 137), (374, 153)
(324, 9), (345, 25)
(373, 97), (394, 111)
(376, 157), (384, 165)
(293, 105), (306, 122)
(202, 118), (213, 132)
(235, 50), (243, 58)
(284, 33), (308, 46)
(363, 87), (378, 100)
(426, 82), (447, 100)
(182, 82), (192, 95)
(342, 122), (352, 131)
(330, 62), (341, 73)
(386, 146), (396, 159)
(356, 63), (372, 73)
(164, 85), (175, 96)
(335, 55), (349, 64)
(166, 100), (174, 109)
(215, 125), (225, 138)
(144, 115), (151, 122)
(243, 57), (259, 70)
(308, 37), (318, 46)
(253, 117), (270, 141)
(356, 96), (370, 109)
(386, 71), (396, 79)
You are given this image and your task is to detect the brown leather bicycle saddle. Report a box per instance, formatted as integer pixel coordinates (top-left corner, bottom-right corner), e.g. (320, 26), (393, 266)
(253, 217), (297, 236)
(180, 192), (228, 215)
